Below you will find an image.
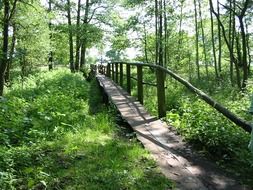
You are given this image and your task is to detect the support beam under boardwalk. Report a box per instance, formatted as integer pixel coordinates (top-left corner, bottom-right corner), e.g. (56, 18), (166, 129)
(96, 74), (249, 190)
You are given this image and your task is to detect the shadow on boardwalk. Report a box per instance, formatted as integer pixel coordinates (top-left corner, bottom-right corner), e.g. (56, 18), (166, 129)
(97, 74), (251, 190)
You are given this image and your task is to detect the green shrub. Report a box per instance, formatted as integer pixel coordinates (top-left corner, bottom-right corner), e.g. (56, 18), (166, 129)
(0, 69), (173, 189)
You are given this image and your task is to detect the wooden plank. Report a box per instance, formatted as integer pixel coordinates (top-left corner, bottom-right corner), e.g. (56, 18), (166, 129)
(120, 63), (123, 86)
(126, 64), (131, 94)
(137, 65), (143, 104)
(106, 64), (111, 78)
(115, 63), (119, 84)
(96, 74), (249, 190)
(156, 68), (166, 118)
(112, 63), (115, 81)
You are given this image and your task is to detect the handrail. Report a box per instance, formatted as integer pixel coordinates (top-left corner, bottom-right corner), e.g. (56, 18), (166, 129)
(100, 61), (252, 133)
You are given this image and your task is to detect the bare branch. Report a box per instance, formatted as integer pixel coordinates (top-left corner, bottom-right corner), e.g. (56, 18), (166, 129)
(87, 5), (108, 23)
(9, 0), (18, 20)
(209, 0), (237, 64)
(219, 2), (238, 16)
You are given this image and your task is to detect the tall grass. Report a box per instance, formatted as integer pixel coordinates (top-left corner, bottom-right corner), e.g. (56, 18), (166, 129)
(0, 69), (174, 189)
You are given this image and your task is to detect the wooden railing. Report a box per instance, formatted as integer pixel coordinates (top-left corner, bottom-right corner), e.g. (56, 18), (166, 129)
(98, 61), (252, 133)
(101, 62), (166, 119)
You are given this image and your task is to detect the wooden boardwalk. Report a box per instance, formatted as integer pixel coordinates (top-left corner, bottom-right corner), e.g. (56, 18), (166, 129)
(97, 74), (250, 190)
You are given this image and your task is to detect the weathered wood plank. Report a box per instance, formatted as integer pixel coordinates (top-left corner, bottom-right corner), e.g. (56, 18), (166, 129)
(120, 63), (123, 86)
(137, 65), (143, 104)
(96, 74), (249, 190)
(126, 64), (131, 94)
(156, 68), (166, 118)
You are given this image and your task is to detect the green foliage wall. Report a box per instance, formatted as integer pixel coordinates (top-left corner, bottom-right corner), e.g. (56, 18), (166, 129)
(14, 1), (50, 71)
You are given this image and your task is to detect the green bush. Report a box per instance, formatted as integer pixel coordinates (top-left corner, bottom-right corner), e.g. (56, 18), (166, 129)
(174, 99), (250, 158)
(0, 69), (173, 189)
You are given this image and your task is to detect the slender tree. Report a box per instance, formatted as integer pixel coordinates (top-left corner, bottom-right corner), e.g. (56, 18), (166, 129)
(217, 0), (222, 73)
(66, 0), (74, 72)
(158, 0), (163, 67)
(143, 22), (149, 63)
(75, 0), (81, 71)
(198, 0), (208, 78)
(238, 0), (250, 89)
(209, 0), (219, 79)
(5, 23), (16, 83)
(220, 0), (251, 89)
(163, 0), (168, 68)
(246, 22), (251, 74)
(228, 0), (234, 85)
(80, 0), (90, 69)
(155, 0), (159, 65)
(193, 0), (200, 79)
(210, 0), (241, 89)
(1, 0), (11, 88)
(0, 0), (18, 96)
(176, 0), (184, 68)
(48, 0), (53, 70)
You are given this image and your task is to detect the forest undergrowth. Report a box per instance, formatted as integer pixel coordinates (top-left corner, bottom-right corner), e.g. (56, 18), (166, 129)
(0, 69), (174, 190)
(134, 70), (253, 186)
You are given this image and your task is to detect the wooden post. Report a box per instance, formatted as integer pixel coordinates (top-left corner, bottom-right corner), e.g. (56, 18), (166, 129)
(112, 63), (115, 81)
(156, 68), (166, 118)
(106, 64), (111, 77)
(126, 64), (131, 94)
(120, 63), (123, 86)
(137, 65), (143, 104)
(115, 63), (119, 83)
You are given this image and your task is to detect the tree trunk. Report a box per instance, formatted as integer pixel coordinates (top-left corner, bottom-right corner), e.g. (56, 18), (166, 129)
(246, 23), (251, 74)
(228, 0), (234, 85)
(163, 0), (167, 68)
(75, 0), (81, 71)
(67, 0), (75, 73)
(209, 1), (218, 79)
(176, 0), (183, 68)
(210, 0), (242, 89)
(0, 0), (10, 96)
(198, 0), (208, 79)
(143, 22), (149, 63)
(80, 42), (86, 69)
(80, 0), (90, 69)
(48, 0), (53, 71)
(217, 1), (222, 73)
(5, 23), (16, 83)
(158, 0), (163, 67)
(155, 0), (158, 65)
(230, 0), (239, 88)
(235, 34), (242, 89)
(193, 0), (200, 79)
(238, 16), (248, 89)
(188, 51), (192, 82)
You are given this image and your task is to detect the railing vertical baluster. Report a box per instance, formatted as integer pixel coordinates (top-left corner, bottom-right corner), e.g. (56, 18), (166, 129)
(126, 64), (131, 95)
(106, 64), (111, 77)
(112, 63), (115, 81)
(100, 65), (104, 74)
(115, 63), (119, 83)
(120, 63), (123, 86)
(137, 65), (143, 104)
(156, 68), (166, 118)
